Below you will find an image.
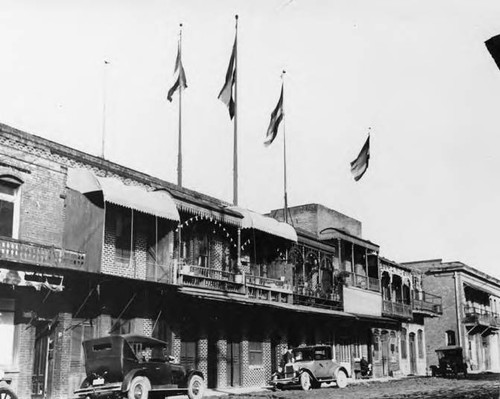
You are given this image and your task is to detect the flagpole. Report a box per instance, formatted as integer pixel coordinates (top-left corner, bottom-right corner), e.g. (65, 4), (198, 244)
(177, 24), (183, 187)
(233, 14), (239, 206)
(282, 70), (288, 223)
(101, 60), (109, 159)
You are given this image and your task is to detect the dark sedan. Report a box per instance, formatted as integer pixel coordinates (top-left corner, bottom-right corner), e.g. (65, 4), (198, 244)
(74, 334), (204, 399)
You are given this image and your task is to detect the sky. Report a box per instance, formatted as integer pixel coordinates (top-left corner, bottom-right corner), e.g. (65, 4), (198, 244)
(1, 0), (500, 279)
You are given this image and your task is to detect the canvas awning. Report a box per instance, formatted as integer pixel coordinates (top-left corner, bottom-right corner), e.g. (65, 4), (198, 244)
(228, 206), (297, 242)
(67, 168), (180, 222)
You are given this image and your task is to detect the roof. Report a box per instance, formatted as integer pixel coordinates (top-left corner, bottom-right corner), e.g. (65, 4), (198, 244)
(1, 123), (242, 226)
(228, 206), (297, 242)
(379, 257), (413, 272)
(318, 227), (379, 251)
(67, 168), (180, 222)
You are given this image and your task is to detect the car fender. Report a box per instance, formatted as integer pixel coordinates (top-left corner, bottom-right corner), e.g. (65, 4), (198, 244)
(121, 369), (151, 392)
(178, 369), (204, 388)
(333, 366), (349, 379)
(298, 368), (318, 383)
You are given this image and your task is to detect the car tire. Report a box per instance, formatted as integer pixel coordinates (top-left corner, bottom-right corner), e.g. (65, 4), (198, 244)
(128, 376), (150, 399)
(335, 370), (348, 389)
(0, 387), (18, 399)
(299, 372), (312, 391)
(187, 374), (205, 399)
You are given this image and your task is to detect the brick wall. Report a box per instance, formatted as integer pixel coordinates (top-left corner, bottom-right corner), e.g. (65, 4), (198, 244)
(421, 273), (458, 367)
(13, 320), (36, 399)
(53, 313), (72, 399)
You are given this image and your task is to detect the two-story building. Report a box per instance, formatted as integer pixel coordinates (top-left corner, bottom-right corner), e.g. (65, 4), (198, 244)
(0, 123), (442, 399)
(403, 259), (500, 373)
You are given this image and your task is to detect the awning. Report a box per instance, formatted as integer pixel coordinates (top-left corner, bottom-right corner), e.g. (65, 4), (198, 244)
(228, 206), (297, 242)
(176, 201), (242, 227)
(67, 168), (180, 222)
(0, 268), (64, 292)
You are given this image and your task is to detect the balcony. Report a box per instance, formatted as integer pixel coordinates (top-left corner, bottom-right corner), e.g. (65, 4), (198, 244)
(246, 274), (292, 303)
(178, 264), (245, 294)
(293, 285), (343, 311)
(413, 291), (443, 316)
(382, 300), (412, 319)
(110, 255), (176, 284)
(0, 236), (85, 270)
(347, 272), (380, 292)
(463, 306), (500, 333)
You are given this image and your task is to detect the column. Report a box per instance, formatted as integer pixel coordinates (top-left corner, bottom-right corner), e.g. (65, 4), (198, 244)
(216, 331), (228, 388)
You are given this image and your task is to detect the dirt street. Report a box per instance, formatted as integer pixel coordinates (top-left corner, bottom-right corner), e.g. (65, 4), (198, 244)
(207, 374), (500, 399)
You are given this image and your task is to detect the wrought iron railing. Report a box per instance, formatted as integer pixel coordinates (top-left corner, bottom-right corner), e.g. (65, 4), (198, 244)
(0, 236), (85, 269)
(246, 274), (292, 303)
(292, 285), (343, 310)
(413, 291), (443, 315)
(463, 306), (500, 328)
(178, 263), (245, 294)
(382, 300), (412, 318)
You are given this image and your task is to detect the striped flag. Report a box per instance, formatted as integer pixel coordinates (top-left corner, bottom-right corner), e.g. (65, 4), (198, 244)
(485, 34), (500, 71)
(264, 85), (284, 146)
(350, 136), (370, 181)
(218, 37), (236, 119)
(167, 39), (187, 102)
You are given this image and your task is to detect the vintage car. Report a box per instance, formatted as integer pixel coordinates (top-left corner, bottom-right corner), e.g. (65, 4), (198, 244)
(0, 370), (17, 399)
(270, 345), (349, 391)
(430, 346), (468, 379)
(74, 334), (204, 399)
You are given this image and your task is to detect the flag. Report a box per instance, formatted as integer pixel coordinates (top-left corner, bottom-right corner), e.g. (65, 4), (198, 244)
(264, 85), (284, 146)
(350, 136), (370, 181)
(167, 40), (187, 102)
(486, 34), (500, 71)
(218, 38), (236, 119)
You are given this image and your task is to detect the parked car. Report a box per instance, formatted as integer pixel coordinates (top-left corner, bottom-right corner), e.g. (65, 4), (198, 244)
(430, 346), (468, 379)
(270, 345), (349, 391)
(74, 334), (204, 399)
(0, 370), (17, 399)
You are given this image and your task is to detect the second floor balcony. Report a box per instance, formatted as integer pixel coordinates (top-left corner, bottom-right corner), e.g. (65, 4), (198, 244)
(0, 236), (86, 270)
(382, 300), (412, 319)
(463, 306), (500, 332)
(413, 291), (443, 316)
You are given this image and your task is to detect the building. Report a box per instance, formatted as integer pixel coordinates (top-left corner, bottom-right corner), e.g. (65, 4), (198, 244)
(0, 123), (441, 399)
(403, 259), (500, 372)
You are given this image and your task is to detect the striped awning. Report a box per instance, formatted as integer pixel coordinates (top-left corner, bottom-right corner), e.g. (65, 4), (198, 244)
(228, 206), (297, 242)
(66, 168), (180, 222)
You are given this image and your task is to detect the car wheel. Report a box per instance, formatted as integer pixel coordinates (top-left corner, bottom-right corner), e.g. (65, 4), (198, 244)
(187, 375), (205, 399)
(299, 372), (312, 391)
(128, 376), (150, 399)
(0, 387), (18, 399)
(336, 370), (348, 389)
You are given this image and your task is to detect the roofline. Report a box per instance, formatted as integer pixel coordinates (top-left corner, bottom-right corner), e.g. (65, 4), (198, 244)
(379, 256), (413, 272)
(400, 259), (443, 265)
(0, 123), (242, 219)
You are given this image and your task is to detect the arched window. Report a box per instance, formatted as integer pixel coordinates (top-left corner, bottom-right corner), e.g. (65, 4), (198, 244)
(417, 329), (424, 358)
(446, 330), (456, 346)
(0, 175), (22, 238)
(401, 328), (407, 359)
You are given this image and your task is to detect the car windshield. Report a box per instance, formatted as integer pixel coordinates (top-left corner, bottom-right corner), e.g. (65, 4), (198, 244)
(292, 348), (314, 362)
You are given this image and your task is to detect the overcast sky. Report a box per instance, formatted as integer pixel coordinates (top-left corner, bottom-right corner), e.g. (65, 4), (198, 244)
(1, 0), (500, 279)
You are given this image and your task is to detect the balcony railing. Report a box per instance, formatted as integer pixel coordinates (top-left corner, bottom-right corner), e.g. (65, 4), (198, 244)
(293, 285), (343, 310)
(347, 272), (380, 292)
(413, 291), (443, 315)
(463, 306), (500, 329)
(382, 300), (412, 319)
(246, 274), (292, 303)
(0, 236), (85, 269)
(178, 263), (245, 294)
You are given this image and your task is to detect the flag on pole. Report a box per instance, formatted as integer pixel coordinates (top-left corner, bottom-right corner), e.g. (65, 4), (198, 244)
(350, 136), (370, 181)
(218, 37), (236, 119)
(167, 39), (187, 102)
(264, 85), (284, 146)
(485, 34), (500, 71)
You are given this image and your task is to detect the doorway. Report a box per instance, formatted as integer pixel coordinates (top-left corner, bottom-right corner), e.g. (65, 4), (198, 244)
(32, 323), (54, 399)
(226, 338), (241, 387)
(409, 332), (417, 375)
(380, 331), (390, 376)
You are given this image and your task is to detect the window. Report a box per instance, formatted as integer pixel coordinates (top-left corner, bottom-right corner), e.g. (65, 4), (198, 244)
(0, 299), (15, 366)
(401, 328), (407, 359)
(446, 330), (456, 346)
(417, 329), (424, 358)
(0, 177), (21, 238)
(248, 341), (263, 366)
(115, 209), (133, 261)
